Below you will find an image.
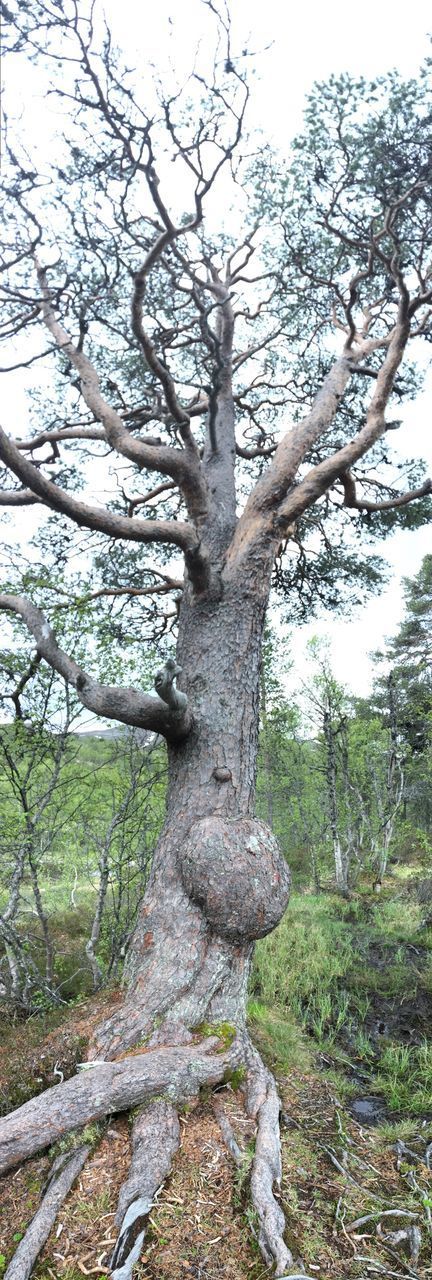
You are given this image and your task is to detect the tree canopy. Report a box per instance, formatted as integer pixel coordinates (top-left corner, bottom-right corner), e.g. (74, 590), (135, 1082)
(0, 2), (431, 700)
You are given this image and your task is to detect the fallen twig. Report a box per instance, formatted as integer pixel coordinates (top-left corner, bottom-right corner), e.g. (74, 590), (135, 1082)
(347, 1211), (420, 1233)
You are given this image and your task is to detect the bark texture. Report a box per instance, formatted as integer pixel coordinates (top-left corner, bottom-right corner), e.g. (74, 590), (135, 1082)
(111, 1100), (180, 1280)
(92, 571), (281, 1061)
(0, 1039), (240, 1175)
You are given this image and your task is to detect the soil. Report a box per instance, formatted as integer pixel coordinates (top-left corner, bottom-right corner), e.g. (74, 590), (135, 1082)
(342, 936), (432, 1052)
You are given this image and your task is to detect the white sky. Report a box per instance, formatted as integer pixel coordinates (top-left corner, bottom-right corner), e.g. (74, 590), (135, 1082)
(2, 0), (432, 699)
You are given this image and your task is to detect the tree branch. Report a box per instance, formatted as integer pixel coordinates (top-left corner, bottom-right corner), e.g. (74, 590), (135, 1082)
(0, 424), (198, 556)
(0, 488), (41, 506)
(0, 595), (192, 742)
(340, 472), (432, 513)
(35, 261), (208, 521)
(71, 580), (183, 606)
(277, 315), (412, 528)
(226, 350), (355, 570)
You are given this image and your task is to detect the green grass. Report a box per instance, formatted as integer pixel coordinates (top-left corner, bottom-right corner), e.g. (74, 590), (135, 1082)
(373, 1042), (432, 1115)
(252, 893), (354, 1030)
(247, 1000), (312, 1073)
(376, 1117), (428, 1142)
(372, 898), (423, 941)
(252, 892), (379, 1050)
(251, 887), (432, 1118)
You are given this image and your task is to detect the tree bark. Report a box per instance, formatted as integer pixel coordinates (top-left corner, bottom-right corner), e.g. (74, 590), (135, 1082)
(93, 568), (290, 1060)
(323, 704), (349, 895)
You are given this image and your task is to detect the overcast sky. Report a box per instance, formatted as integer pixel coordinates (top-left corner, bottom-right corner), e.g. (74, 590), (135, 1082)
(2, 0), (432, 699)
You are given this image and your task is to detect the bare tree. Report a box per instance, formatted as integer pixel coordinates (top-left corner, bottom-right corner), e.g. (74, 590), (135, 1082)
(0, 3), (431, 1275)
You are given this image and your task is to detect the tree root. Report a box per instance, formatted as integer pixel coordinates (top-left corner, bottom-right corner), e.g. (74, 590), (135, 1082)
(1, 1030), (299, 1280)
(110, 1099), (180, 1280)
(4, 1144), (91, 1280)
(246, 1038), (295, 1277)
(212, 1093), (244, 1166)
(0, 1037), (241, 1175)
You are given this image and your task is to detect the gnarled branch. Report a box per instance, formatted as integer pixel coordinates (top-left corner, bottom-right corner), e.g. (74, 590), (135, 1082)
(0, 423), (198, 556)
(35, 261), (209, 522)
(0, 594), (192, 742)
(340, 471), (432, 512)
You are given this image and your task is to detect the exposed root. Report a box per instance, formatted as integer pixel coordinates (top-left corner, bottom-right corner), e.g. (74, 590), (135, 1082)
(212, 1093), (243, 1167)
(245, 1038), (295, 1277)
(110, 1099), (180, 1279)
(4, 1144), (91, 1280)
(0, 1036), (241, 1175)
(1, 1019), (298, 1280)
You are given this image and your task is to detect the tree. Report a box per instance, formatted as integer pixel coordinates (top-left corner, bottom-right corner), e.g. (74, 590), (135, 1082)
(372, 555), (432, 851)
(0, 662), (77, 1009)
(0, 697), (166, 1009)
(383, 555), (432, 756)
(0, 3), (431, 1274)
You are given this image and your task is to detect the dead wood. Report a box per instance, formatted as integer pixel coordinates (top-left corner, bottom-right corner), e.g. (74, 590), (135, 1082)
(0, 1038), (240, 1176)
(4, 1145), (91, 1280)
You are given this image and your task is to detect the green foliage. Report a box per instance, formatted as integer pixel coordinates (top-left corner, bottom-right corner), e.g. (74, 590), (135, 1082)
(252, 885), (432, 1120)
(0, 709), (166, 1009)
(252, 893), (354, 1016)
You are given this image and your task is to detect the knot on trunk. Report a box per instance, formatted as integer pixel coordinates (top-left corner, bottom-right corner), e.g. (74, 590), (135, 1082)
(180, 816), (290, 943)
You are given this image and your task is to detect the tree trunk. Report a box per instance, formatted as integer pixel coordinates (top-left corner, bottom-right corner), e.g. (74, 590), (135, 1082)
(1, 573), (295, 1278)
(1, 290), (296, 1278)
(323, 704), (348, 895)
(94, 572), (290, 1059)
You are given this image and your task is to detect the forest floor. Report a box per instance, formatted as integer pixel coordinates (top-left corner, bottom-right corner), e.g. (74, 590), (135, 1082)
(1, 876), (432, 1279)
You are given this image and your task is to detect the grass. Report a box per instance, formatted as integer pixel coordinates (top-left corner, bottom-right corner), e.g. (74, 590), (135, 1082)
(247, 1000), (312, 1073)
(372, 897), (423, 941)
(252, 892), (379, 1055)
(252, 893), (355, 1011)
(373, 1042), (432, 1114)
(376, 1116), (426, 1142)
(74, 1187), (112, 1221)
(250, 884), (432, 1131)
(251, 892), (358, 1050)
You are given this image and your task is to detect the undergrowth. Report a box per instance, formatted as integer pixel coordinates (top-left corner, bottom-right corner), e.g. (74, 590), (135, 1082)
(252, 887), (432, 1117)
(373, 1042), (432, 1114)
